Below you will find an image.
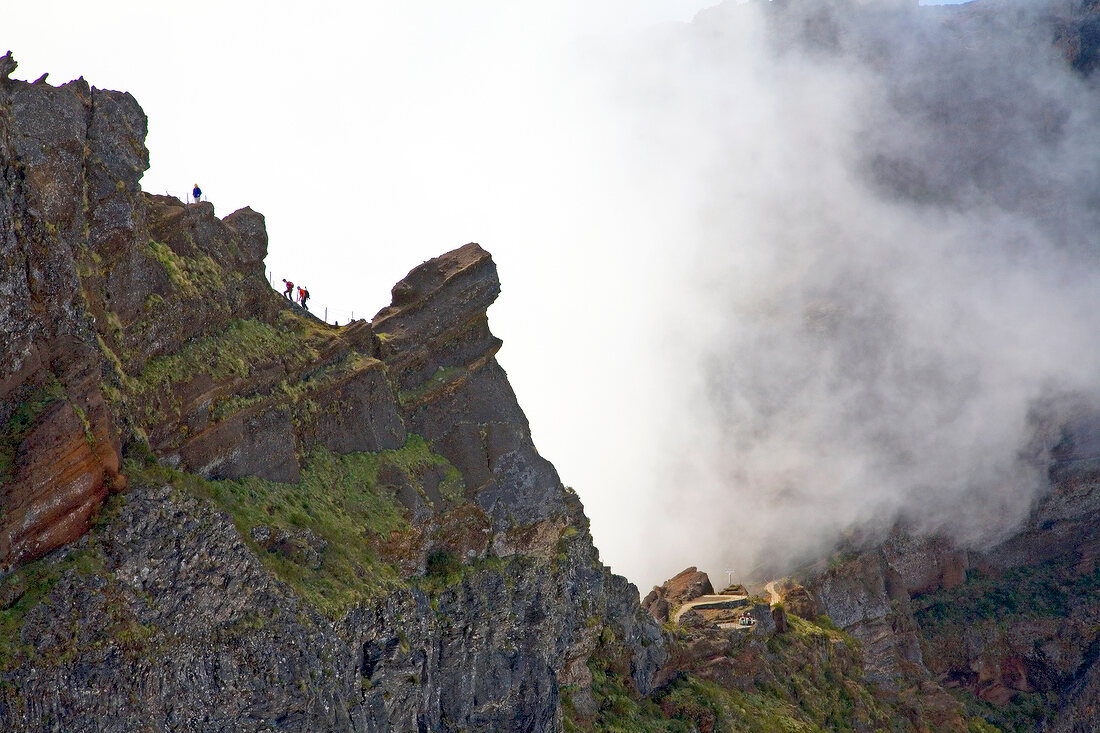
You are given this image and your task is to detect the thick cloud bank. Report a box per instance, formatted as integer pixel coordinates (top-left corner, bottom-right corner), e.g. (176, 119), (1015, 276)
(608, 0), (1100, 583)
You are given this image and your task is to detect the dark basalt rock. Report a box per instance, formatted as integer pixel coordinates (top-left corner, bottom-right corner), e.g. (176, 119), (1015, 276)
(251, 525), (328, 569)
(0, 483), (665, 731)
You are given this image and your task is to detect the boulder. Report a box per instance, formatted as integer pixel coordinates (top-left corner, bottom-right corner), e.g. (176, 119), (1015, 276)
(223, 206), (269, 269)
(772, 605), (789, 634)
(663, 566), (715, 605)
(250, 525), (327, 570)
(678, 609), (709, 630)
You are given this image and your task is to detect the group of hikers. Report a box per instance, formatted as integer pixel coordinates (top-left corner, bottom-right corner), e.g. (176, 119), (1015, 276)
(281, 279), (310, 310)
(187, 185), (314, 315)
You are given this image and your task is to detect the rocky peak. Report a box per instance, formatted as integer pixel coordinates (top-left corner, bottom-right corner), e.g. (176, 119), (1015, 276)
(372, 241), (501, 393)
(373, 244), (569, 539)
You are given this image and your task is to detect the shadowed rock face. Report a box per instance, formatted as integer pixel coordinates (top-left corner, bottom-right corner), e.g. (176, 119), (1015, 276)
(0, 52), (664, 731)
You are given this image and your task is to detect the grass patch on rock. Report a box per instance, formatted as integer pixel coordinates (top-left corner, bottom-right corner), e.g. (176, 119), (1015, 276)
(398, 365), (468, 407)
(135, 317), (317, 393)
(0, 495), (134, 672)
(126, 434), (464, 618)
(0, 545), (107, 670)
(145, 239), (225, 297)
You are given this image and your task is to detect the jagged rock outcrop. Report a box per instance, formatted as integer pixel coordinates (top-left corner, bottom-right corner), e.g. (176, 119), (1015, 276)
(642, 566), (714, 622)
(373, 243), (567, 539)
(0, 52), (663, 731)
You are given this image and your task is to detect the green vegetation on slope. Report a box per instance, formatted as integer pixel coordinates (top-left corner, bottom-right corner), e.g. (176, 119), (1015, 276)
(1, 435), (468, 673)
(145, 240), (227, 298)
(208, 349), (381, 423)
(948, 689), (1057, 733)
(913, 562), (1100, 732)
(915, 563), (1100, 629)
(126, 434), (464, 618)
(566, 613), (972, 733)
(134, 316), (320, 394)
(127, 310), (357, 434)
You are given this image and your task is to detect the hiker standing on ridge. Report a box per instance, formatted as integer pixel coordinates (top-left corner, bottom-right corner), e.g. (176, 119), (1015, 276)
(300, 287), (310, 311)
(296, 286), (305, 305)
(282, 279), (294, 299)
(192, 183), (202, 203)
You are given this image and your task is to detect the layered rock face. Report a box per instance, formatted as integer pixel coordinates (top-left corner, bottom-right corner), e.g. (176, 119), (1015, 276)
(0, 53), (662, 731)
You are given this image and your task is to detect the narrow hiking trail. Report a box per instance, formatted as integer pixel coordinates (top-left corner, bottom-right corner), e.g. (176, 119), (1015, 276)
(672, 594), (750, 624)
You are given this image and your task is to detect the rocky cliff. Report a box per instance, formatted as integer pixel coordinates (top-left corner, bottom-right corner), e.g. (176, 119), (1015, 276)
(0, 53), (663, 731)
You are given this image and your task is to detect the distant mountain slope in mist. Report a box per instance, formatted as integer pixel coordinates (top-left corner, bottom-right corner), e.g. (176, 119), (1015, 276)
(644, 0), (1100, 582)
